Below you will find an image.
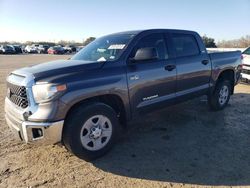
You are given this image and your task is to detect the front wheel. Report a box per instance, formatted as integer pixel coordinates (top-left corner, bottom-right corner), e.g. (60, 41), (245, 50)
(208, 80), (232, 111)
(63, 103), (120, 161)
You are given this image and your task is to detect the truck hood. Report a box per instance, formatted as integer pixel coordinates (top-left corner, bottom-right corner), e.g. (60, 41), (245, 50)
(17, 59), (103, 81)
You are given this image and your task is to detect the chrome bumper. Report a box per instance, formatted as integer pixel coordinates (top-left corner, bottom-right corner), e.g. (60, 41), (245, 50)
(241, 73), (250, 80)
(5, 97), (64, 144)
(241, 65), (250, 80)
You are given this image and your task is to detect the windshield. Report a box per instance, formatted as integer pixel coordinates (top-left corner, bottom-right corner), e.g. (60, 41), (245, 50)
(71, 34), (135, 62)
(243, 47), (250, 55)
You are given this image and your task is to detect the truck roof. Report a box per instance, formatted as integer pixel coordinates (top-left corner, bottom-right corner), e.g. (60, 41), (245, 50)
(108, 29), (197, 36)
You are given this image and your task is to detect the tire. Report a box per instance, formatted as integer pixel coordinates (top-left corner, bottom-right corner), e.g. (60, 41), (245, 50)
(63, 102), (120, 161)
(208, 80), (232, 111)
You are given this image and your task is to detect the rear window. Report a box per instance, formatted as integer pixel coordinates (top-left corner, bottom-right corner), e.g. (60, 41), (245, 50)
(172, 34), (200, 57)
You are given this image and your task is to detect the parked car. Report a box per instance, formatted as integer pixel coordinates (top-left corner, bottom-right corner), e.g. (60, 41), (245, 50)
(5, 29), (242, 161)
(76, 46), (84, 52)
(241, 47), (250, 82)
(32, 44), (39, 49)
(47, 46), (65, 54)
(37, 45), (49, 54)
(24, 45), (38, 53)
(0, 45), (15, 54)
(12, 45), (23, 54)
(63, 45), (76, 53)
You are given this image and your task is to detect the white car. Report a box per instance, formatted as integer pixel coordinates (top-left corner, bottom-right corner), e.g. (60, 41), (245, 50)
(241, 47), (250, 81)
(24, 45), (38, 53)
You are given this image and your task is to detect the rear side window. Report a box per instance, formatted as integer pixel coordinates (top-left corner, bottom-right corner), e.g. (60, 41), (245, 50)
(131, 33), (169, 60)
(172, 34), (200, 57)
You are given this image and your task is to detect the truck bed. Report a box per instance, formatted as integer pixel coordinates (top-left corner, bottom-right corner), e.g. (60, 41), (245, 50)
(208, 50), (242, 67)
(208, 51), (242, 85)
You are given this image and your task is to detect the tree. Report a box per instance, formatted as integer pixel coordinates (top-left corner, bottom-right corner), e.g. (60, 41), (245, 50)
(83, 37), (96, 46)
(202, 35), (217, 48)
(217, 35), (250, 48)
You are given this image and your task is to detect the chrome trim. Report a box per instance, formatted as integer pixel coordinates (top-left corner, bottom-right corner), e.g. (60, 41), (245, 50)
(5, 97), (64, 144)
(22, 120), (64, 144)
(5, 97), (26, 121)
(6, 112), (64, 144)
(242, 65), (250, 70)
(6, 70), (38, 115)
(6, 70), (64, 144)
(241, 73), (250, 80)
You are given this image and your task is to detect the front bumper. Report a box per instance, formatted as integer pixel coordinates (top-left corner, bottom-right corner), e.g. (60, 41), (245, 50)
(241, 65), (250, 80)
(241, 73), (250, 80)
(5, 97), (64, 144)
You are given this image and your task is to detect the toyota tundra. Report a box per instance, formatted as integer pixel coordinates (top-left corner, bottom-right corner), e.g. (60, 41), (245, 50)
(5, 29), (242, 160)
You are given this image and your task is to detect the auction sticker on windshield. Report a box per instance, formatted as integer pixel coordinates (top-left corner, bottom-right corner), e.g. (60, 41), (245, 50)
(108, 44), (126, 49)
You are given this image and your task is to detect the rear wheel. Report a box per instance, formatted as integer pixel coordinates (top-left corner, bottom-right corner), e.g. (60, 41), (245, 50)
(208, 80), (232, 111)
(63, 103), (120, 161)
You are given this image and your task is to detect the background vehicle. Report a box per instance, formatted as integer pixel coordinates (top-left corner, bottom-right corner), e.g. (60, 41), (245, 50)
(241, 47), (250, 82)
(5, 29), (242, 161)
(63, 45), (76, 53)
(76, 46), (84, 52)
(24, 45), (38, 53)
(37, 45), (49, 54)
(12, 45), (23, 54)
(0, 45), (15, 54)
(47, 46), (65, 54)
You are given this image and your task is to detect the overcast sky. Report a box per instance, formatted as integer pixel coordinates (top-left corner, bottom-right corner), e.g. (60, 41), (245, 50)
(0, 0), (249, 42)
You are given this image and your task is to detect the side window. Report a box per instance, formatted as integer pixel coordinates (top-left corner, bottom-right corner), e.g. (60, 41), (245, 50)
(131, 34), (169, 60)
(172, 34), (200, 57)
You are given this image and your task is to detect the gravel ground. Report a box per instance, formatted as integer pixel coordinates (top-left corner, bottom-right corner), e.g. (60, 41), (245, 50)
(0, 54), (250, 188)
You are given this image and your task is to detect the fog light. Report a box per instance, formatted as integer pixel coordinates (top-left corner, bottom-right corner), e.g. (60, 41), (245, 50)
(32, 128), (43, 139)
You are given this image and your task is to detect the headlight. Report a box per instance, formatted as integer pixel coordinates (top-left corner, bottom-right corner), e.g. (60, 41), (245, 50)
(32, 83), (67, 103)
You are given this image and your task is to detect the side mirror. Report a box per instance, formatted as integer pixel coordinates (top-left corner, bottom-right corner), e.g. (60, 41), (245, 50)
(132, 47), (158, 62)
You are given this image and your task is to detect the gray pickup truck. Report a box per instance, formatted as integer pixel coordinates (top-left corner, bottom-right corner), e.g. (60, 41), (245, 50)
(5, 29), (242, 160)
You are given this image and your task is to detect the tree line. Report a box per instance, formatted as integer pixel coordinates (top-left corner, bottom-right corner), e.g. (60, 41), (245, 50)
(202, 35), (250, 48)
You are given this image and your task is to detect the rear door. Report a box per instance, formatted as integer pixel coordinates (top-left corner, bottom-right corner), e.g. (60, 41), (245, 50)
(126, 33), (177, 113)
(170, 33), (211, 97)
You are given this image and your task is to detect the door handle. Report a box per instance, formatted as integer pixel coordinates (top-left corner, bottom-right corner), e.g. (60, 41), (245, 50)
(165, 64), (176, 71)
(202, 60), (209, 65)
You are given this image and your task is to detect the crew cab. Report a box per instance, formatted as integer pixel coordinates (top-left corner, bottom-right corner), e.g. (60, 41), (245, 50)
(5, 29), (242, 160)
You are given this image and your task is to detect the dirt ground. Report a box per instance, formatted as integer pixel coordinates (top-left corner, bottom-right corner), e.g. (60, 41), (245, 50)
(0, 54), (250, 188)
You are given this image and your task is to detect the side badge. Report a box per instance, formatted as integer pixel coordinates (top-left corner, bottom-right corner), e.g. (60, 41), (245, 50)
(143, 94), (159, 101)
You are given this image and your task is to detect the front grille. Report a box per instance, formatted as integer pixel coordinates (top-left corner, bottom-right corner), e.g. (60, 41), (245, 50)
(242, 69), (250, 75)
(7, 82), (29, 108)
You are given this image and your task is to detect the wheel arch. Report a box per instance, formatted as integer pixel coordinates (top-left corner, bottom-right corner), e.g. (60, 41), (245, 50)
(64, 94), (129, 128)
(214, 68), (235, 94)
